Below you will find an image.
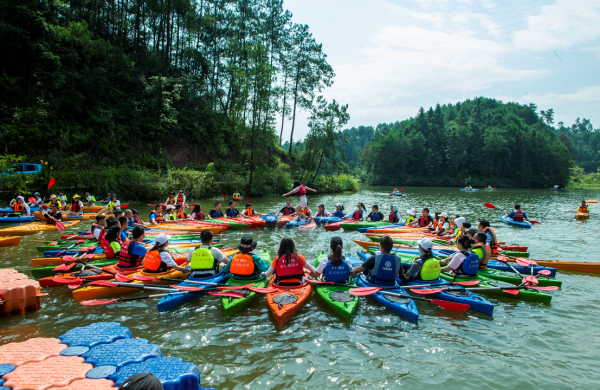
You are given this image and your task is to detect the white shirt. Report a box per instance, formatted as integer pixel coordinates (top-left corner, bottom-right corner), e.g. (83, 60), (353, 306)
(448, 252), (467, 271)
(59, 195), (66, 204)
(186, 247), (227, 264)
(160, 251), (178, 267)
(93, 226), (103, 240)
(23, 204), (31, 216)
(87, 195), (94, 203)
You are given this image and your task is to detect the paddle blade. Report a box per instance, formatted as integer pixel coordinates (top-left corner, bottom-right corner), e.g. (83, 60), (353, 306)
(207, 291), (245, 298)
(84, 254), (96, 259)
(349, 287), (381, 296)
(62, 256), (77, 263)
(88, 280), (119, 287)
(431, 299), (470, 311)
(308, 279), (334, 285)
(68, 282), (83, 289)
(516, 258), (537, 266)
(484, 202), (498, 210)
(28, 197), (37, 204)
(48, 178), (55, 188)
(400, 188), (404, 190)
(80, 299), (118, 306)
(52, 264), (69, 271)
(115, 273), (134, 282)
(537, 270), (552, 276)
(55, 221), (66, 231)
(132, 274), (158, 281)
(245, 197), (251, 201)
(524, 275), (539, 285)
(217, 284), (254, 290)
(495, 256), (507, 262)
(62, 262), (77, 271)
(221, 194), (227, 197)
(171, 285), (204, 292)
(502, 288), (520, 295)
(51, 277), (82, 285)
(48, 241), (59, 246)
(410, 288), (443, 295)
(453, 280), (480, 286)
(529, 220), (541, 225)
(248, 287), (278, 294)
(527, 285), (559, 291)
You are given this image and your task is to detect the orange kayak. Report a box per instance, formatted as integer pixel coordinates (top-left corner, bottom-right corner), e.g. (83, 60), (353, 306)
(0, 236), (20, 247)
(39, 264), (145, 287)
(34, 211), (103, 221)
(277, 215), (295, 227)
(0, 221), (81, 236)
(266, 278), (312, 328)
(143, 222), (226, 234)
(364, 227), (429, 234)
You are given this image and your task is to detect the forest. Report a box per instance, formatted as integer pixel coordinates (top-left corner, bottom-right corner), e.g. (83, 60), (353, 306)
(351, 98), (575, 188)
(0, 0), (356, 198)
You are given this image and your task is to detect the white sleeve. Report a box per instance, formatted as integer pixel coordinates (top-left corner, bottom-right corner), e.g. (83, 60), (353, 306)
(212, 248), (226, 263)
(161, 252), (178, 267)
(316, 260), (328, 273)
(183, 195), (186, 204)
(25, 205), (31, 215)
(93, 229), (101, 240)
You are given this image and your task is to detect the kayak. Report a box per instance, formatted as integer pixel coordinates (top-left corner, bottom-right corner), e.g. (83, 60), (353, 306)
(40, 235), (215, 252)
(277, 215), (295, 227)
(210, 218), (250, 230)
(323, 219), (359, 232)
(261, 214), (278, 227)
(358, 223), (404, 233)
(390, 193), (403, 196)
(285, 219), (310, 228)
(220, 250), (271, 316)
(39, 264), (145, 287)
(72, 261), (192, 301)
(266, 277), (312, 328)
(0, 215), (36, 223)
(0, 221), (81, 236)
(575, 212), (590, 219)
(142, 223), (226, 234)
(367, 235), (450, 247)
(439, 273), (552, 303)
(43, 241), (208, 259)
(527, 259), (600, 274)
(355, 274), (419, 323)
(354, 240), (453, 252)
(0, 206), (39, 213)
(460, 189), (479, 192)
(501, 215), (532, 229)
(363, 227), (428, 234)
(311, 252), (358, 322)
(0, 236), (20, 247)
(313, 216), (343, 225)
(34, 211), (101, 221)
(339, 221), (391, 231)
(32, 258), (119, 279)
(478, 267), (562, 288)
(243, 216), (267, 227)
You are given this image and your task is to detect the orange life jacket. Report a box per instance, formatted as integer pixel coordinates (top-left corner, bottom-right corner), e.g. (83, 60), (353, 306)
(13, 203), (25, 213)
(176, 195), (184, 204)
(246, 209), (254, 216)
(144, 250), (163, 271)
(229, 254), (255, 276)
(483, 227), (499, 254)
(177, 211), (185, 219)
(301, 208), (310, 216)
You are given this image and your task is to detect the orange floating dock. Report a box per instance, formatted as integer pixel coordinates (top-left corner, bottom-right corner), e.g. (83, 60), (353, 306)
(0, 269), (45, 316)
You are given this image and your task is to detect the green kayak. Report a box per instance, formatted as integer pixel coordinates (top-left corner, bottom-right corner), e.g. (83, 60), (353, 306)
(340, 221), (391, 231)
(368, 236), (450, 247)
(478, 268), (561, 288)
(39, 233), (209, 251)
(499, 251), (530, 258)
(221, 250), (270, 315)
(208, 220), (248, 231)
(312, 251), (358, 322)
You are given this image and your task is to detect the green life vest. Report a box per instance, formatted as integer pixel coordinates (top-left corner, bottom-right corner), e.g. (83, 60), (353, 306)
(472, 246), (484, 261)
(167, 213), (177, 221)
(92, 195), (96, 202)
(419, 257), (441, 281)
(191, 246), (216, 270)
(108, 201), (117, 210)
(405, 215), (415, 224)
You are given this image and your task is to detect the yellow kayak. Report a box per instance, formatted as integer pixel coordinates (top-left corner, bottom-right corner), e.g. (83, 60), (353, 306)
(34, 211), (107, 221)
(0, 236), (20, 247)
(143, 222), (226, 234)
(0, 221), (81, 236)
(575, 211), (590, 219)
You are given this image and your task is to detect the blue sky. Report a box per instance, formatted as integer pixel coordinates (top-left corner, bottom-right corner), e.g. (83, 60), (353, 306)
(281, 0), (600, 140)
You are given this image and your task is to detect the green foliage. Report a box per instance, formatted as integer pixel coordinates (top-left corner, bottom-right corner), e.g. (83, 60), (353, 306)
(556, 118), (600, 174)
(569, 166), (600, 188)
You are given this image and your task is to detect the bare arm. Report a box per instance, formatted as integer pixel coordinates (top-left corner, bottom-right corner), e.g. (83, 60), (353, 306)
(282, 191), (294, 197)
(305, 186), (317, 193)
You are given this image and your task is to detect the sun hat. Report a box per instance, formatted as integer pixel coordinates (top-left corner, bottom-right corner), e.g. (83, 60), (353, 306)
(50, 194), (57, 200)
(336, 203), (343, 207)
(407, 208), (417, 216)
(454, 217), (466, 228)
(418, 237), (433, 251)
(73, 194), (80, 199)
(440, 212), (448, 218)
(155, 234), (170, 245)
(34, 192), (40, 196)
(166, 205), (175, 210)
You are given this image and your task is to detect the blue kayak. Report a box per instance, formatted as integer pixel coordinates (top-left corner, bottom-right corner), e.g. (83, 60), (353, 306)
(261, 214), (278, 226)
(0, 215), (36, 223)
(157, 271), (230, 312)
(355, 274), (419, 323)
(501, 215), (531, 229)
(460, 189), (479, 192)
(390, 193), (403, 196)
(285, 219), (310, 228)
(313, 216), (343, 225)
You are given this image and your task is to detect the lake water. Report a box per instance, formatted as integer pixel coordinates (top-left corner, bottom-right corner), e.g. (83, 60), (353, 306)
(1, 186), (599, 389)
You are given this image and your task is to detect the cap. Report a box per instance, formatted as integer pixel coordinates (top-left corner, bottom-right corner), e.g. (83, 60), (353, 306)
(318, 204), (325, 208)
(179, 189), (183, 192)
(418, 237), (433, 250)
(407, 208), (417, 216)
(166, 205), (175, 210)
(73, 194), (80, 199)
(34, 192), (40, 195)
(454, 217), (466, 228)
(50, 194), (57, 199)
(155, 234), (170, 245)
(336, 203), (343, 207)
(118, 373), (163, 390)
(467, 227), (478, 236)
(440, 212), (448, 218)
(132, 209), (138, 214)
(238, 235), (257, 252)
(331, 236), (343, 248)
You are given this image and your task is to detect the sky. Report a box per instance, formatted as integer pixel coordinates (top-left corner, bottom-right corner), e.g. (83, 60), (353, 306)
(280, 0), (600, 141)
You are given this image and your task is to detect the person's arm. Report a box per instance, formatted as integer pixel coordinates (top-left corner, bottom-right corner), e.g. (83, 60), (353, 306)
(523, 212), (529, 220)
(25, 205), (31, 216)
(303, 262), (319, 278)
(281, 190), (294, 197)
(315, 261), (327, 274)
(304, 186), (317, 193)
(162, 252), (190, 273)
(346, 260), (357, 278)
(263, 266), (275, 277)
(214, 249), (228, 265)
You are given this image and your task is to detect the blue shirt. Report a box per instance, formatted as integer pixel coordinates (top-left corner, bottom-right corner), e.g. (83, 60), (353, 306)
(129, 242), (148, 258)
(507, 211), (528, 219)
(120, 230), (128, 241)
(128, 218), (135, 227)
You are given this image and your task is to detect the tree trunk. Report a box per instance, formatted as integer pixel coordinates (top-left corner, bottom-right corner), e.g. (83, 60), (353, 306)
(311, 148), (326, 184)
(288, 71), (299, 157)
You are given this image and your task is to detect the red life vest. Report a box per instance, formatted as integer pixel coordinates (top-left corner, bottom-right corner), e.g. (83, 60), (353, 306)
(71, 201), (81, 213)
(417, 216), (430, 227)
(100, 237), (116, 259)
(296, 185), (306, 197)
(513, 210), (524, 222)
(275, 254), (304, 280)
(193, 211), (204, 220)
(352, 210), (362, 219)
(118, 240), (143, 268)
(389, 212), (399, 223)
(133, 216), (143, 224)
(176, 194), (184, 204)
(91, 224), (106, 241)
(316, 211), (326, 217)
(283, 207), (294, 216)
(13, 203), (25, 213)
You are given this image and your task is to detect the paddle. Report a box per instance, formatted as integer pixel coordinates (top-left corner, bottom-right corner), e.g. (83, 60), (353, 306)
(131, 274), (275, 293)
(381, 292), (470, 311)
(419, 285), (560, 295)
(52, 247), (98, 271)
(47, 236), (80, 246)
(484, 203), (541, 225)
(348, 280), (480, 296)
(245, 197), (251, 201)
(79, 289), (244, 306)
(497, 255), (553, 279)
(31, 194), (66, 230)
(494, 256), (537, 285)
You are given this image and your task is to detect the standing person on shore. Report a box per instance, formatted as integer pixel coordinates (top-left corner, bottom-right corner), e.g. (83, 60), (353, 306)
(281, 181), (317, 220)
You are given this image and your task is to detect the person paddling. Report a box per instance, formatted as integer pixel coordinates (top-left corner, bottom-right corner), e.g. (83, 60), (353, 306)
(209, 202), (224, 219)
(388, 205), (402, 223)
(315, 237), (356, 282)
(263, 237), (319, 285)
(187, 229), (228, 277)
(400, 237), (440, 284)
(118, 226), (147, 268)
(315, 204), (331, 217)
(405, 208), (417, 224)
(353, 235), (404, 285)
(149, 205), (164, 225)
(68, 194), (84, 216)
(366, 205), (384, 222)
(143, 234), (191, 274)
(189, 204), (205, 220)
(478, 220), (499, 255)
(577, 201), (589, 213)
(44, 204), (63, 225)
(506, 204), (528, 222)
(225, 201), (241, 218)
(233, 191), (241, 199)
(32, 192), (43, 207)
(350, 202), (367, 220)
(281, 180), (317, 220)
(100, 225), (123, 260)
(438, 235), (480, 276)
(222, 235), (270, 280)
(276, 199), (296, 217)
(85, 192), (96, 206)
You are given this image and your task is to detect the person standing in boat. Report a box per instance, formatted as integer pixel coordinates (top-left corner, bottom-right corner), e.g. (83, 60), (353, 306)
(281, 181), (317, 220)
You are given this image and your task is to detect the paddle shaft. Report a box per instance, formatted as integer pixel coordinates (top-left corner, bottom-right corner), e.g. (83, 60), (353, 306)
(382, 292), (455, 305)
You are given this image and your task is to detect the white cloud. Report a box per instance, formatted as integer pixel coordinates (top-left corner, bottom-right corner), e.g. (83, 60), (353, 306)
(581, 45), (600, 58)
(411, 12), (445, 22)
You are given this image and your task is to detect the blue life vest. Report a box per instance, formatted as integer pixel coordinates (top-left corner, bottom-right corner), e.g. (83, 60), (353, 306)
(226, 209), (238, 218)
(367, 253), (402, 286)
(332, 210), (345, 218)
(212, 210), (223, 218)
(458, 251), (480, 276)
(323, 258), (351, 282)
(370, 212), (382, 222)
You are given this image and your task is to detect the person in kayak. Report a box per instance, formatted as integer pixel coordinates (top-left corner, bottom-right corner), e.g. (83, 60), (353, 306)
(175, 204), (187, 220)
(478, 220), (499, 255)
(104, 193), (112, 202)
(100, 225), (123, 259)
(388, 205), (402, 223)
(118, 216), (129, 241)
(281, 181), (317, 220)
(233, 191), (241, 198)
(118, 226), (147, 268)
(176, 190), (186, 205)
(465, 227), (478, 241)
(165, 205), (177, 221)
(393, 188), (399, 193)
(409, 208), (433, 227)
(43, 194), (61, 210)
(400, 237), (441, 284)
(189, 204), (205, 220)
(431, 212), (441, 230)
(353, 235), (404, 285)
(222, 235), (270, 280)
(209, 202), (224, 219)
(350, 202), (367, 220)
(315, 236), (356, 282)
(226, 201), (241, 218)
(506, 204), (528, 222)
(85, 192), (95, 206)
(32, 192), (43, 207)
(44, 204), (63, 225)
(67, 194), (84, 216)
(131, 209), (143, 225)
(148, 205), (164, 225)
(444, 217), (466, 240)
(315, 204), (331, 217)
(10, 197), (30, 216)
(276, 199), (296, 217)
(118, 372), (163, 390)
(332, 203), (346, 218)
(438, 235), (479, 276)
(165, 192), (177, 206)
(187, 229), (228, 277)
(366, 205), (384, 221)
(471, 232), (491, 270)
(433, 212), (450, 235)
(144, 234), (191, 274)
(298, 205), (313, 221)
(405, 208), (417, 224)
(242, 203), (259, 217)
(263, 237), (319, 285)
(577, 201), (589, 213)
(91, 215), (106, 240)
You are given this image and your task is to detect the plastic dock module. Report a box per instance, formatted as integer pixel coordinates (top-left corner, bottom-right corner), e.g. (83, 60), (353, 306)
(0, 338), (67, 366)
(58, 322), (132, 348)
(79, 338), (162, 375)
(47, 378), (115, 389)
(0, 270), (43, 317)
(2, 356), (93, 390)
(110, 357), (201, 390)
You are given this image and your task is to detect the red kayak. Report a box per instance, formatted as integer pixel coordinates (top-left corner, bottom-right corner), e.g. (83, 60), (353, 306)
(323, 219), (360, 231)
(278, 215), (295, 227)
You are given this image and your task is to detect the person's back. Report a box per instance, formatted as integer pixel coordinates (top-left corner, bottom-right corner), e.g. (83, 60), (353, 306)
(118, 226), (147, 268)
(353, 236), (403, 286)
(187, 229), (227, 278)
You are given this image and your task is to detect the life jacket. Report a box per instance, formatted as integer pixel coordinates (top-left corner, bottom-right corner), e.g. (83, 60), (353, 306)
(212, 209), (223, 218)
(389, 212), (399, 223)
(301, 208), (310, 216)
(133, 216), (143, 224)
(369, 212), (381, 222)
(167, 213), (177, 221)
(176, 211), (185, 219)
(176, 194), (184, 204)
(577, 206), (589, 212)
(226, 208), (238, 218)
(144, 249), (167, 272)
(352, 210), (363, 220)
(13, 203), (25, 213)
(316, 211), (327, 217)
(167, 197), (176, 205)
(45, 211), (61, 224)
(367, 253), (402, 286)
(229, 254), (256, 276)
(100, 237), (117, 259)
(283, 207), (294, 216)
(483, 227), (498, 254)
(245, 208), (255, 217)
(472, 242), (489, 269)
(332, 210), (345, 218)
(513, 210), (524, 222)
(118, 240), (143, 268)
(71, 201), (81, 213)
(193, 211), (204, 220)
(296, 185), (306, 197)
(323, 258), (351, 282)
(417, 216), (430, 227)
(432, 220), (440, 230)
(456, 251), (480, 276)
(405, 215), (415, 224)
(275, 254), (304, 281)
(108, 201), (119, 211)
(149, 212), (164, 223)
(413, 255), (441, 281)
(91, 224), (105, 241)
(190, 245), (217, 271)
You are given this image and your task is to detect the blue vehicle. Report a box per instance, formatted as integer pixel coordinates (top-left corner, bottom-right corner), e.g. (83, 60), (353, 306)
(2, 163), (42, 176)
